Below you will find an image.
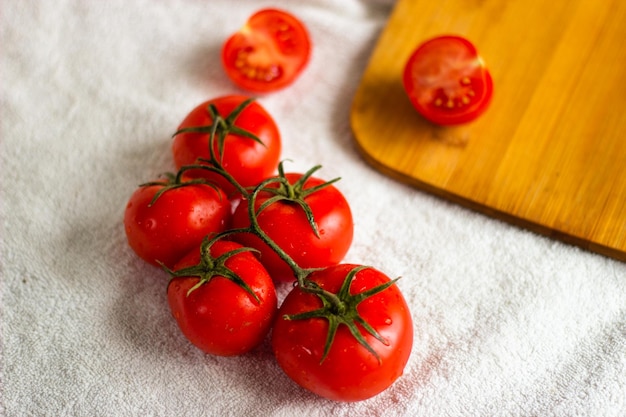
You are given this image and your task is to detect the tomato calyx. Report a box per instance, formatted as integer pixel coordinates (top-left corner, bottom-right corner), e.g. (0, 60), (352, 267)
(173, 97), (265, 159)
(286, 266), (399, 363)
(161, 235), (261, 303)
(234, 162), (341, 283)
(256, 162), (340, 238)
(172, 98), (266, 196)
(139, 169), (223, 207)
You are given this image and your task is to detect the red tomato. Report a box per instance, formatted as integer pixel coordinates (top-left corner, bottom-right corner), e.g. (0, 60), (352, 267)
(271, 264), (414, 402)
(124, 178), (231, 268)
(403, 35), (493, 125)
(172, 95), (281, 196)
(231, 172), (353, 282)
(167, 240), (277, 356)
(222, 9), (311, 92)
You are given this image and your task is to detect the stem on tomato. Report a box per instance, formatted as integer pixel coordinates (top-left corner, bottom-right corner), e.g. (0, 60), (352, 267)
(202, 111), (251, 198)
(245, 176), (313, 285)
(172, 98), (266, 199)
(160, 235), (261, 303)
(298, 279), (345, 314)
(240, 178), (352, 318)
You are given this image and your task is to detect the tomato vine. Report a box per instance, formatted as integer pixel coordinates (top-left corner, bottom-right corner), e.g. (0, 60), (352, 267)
(168, 98), (403, 363)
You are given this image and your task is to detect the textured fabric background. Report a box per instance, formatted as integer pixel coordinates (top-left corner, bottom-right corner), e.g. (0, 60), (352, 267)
(2, 1), (625, 416)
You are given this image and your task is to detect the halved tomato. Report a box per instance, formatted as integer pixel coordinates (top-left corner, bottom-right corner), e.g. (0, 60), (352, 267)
(402, 35), (493, 125)
(221, 9), (311, 93)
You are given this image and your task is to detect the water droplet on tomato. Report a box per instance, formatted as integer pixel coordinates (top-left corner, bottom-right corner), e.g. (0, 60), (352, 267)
(384, 318), (392, 325)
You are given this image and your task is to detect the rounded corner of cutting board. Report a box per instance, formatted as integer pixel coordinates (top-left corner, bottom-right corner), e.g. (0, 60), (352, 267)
(350, 96), (398, 180)
(349, 86), (421, 191)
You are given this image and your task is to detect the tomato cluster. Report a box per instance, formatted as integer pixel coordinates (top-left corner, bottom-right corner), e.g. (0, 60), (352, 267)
(123, 9), (413, 403)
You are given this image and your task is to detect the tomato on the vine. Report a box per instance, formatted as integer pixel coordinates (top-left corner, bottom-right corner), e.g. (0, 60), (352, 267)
(271, 264), (414, 402)
(231, 167), (354, 282)
(172, 95), (281, 196)
(167, 239), (277, 356)
(403, 34), (493, 125)
(123, 175), (231, 268)
(222, 9), (311, 93)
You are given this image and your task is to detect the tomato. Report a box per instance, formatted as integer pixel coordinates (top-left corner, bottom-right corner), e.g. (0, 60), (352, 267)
(172, 95), (281, 196)
(402, 34), (493, 125)
(230, 169), (353, 282)
(167, 239), (277, 356)
(271, 264), (414, 402)
(221, 9), (311, 93)
(124, 177), (231, 268)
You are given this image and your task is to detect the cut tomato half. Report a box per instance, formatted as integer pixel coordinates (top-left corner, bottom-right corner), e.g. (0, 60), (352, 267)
(221, 9), (311, 93)
(403, 35), (493, 125)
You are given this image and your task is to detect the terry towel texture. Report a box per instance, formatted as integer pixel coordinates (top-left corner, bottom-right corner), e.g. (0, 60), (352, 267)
(1, 1), (625, 416)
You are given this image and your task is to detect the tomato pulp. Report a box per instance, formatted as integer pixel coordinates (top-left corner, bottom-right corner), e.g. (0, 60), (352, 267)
(222, 9), (311, 93)
(403, 35), (493, 125)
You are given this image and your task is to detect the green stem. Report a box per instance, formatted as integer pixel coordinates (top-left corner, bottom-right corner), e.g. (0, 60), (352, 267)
(172, 99), (263, 199)
(203, 112), (251, 198)
(299, 280), (345, 314)
(246, 177), (314, 285)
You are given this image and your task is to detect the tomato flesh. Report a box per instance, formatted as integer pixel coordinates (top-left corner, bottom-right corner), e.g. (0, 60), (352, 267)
(222, 9), (311, 92)
(403, 35), (493, 125)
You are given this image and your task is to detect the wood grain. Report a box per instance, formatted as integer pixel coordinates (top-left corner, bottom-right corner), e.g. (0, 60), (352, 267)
(351, 0), (626, 261)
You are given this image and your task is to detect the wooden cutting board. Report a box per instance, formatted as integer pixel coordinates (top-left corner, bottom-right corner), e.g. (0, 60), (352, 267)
(351, 0), (626, 261)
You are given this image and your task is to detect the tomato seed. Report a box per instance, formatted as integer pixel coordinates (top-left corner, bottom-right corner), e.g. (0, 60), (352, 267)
(277, 32), (292, 42)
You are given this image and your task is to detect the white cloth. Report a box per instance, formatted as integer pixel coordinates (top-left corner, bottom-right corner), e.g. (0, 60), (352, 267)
(2, 1), (625, 416)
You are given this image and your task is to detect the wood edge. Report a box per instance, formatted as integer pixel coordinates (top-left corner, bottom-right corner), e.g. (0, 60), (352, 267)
(349, 123), (626, 263)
